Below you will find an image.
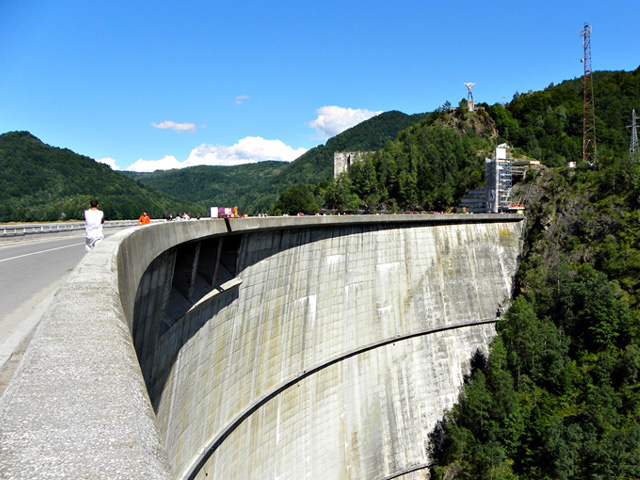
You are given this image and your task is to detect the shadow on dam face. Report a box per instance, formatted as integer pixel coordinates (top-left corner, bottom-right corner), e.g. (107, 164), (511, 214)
(131, 218), (523, 479)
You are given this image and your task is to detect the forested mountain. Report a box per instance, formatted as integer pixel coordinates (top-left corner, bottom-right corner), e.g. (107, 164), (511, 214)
(302, 107), (496, 214)
(3, 67), (639, 219)
(123, 161), (288, 214)
(128, 110), (427, 214)
(0, 111), (425, 221)
(0, 131), (206, 222)
(271, 110), (428, 187)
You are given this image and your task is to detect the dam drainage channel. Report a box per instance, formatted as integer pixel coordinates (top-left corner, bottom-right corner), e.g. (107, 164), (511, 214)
(180, 317), (500, 480)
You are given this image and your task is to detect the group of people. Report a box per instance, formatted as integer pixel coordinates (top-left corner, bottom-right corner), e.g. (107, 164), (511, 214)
(138, 210), (198, 225)
(164, 212), (193, 221)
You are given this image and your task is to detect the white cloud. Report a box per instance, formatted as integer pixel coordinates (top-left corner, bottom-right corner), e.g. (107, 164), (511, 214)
(97, 157), (120, 170)
(125, 137), (307, 172)
(151, 121), (198, 134)
(126, 155), (182, 172)
(309, 106), (383, 139)
(235, 95), (250, 105)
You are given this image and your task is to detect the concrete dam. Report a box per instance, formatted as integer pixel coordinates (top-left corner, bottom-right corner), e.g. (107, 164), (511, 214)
(0, 215), (524, 479)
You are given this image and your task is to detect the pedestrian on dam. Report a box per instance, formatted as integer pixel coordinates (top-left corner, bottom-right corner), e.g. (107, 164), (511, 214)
(83, 199), (104, 252)
(138, 211), (151, 226)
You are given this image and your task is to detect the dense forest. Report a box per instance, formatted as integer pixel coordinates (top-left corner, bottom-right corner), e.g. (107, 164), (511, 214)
(2, 69), (638, 221)
(0, 131), (206, 221)
(0, 111), (425, 222)
(271, 107), (495, 215)
(123, 161), (289, 214)
(490, 69), (640, 165)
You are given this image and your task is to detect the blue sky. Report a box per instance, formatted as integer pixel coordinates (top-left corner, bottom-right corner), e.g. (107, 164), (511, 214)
(1, 1), (638, 172)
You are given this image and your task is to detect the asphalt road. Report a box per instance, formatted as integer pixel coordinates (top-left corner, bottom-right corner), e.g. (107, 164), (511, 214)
(0, 235), (86, 324)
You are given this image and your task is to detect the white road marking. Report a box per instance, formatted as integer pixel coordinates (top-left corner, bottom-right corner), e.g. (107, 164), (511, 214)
(0, 243), (84, 264)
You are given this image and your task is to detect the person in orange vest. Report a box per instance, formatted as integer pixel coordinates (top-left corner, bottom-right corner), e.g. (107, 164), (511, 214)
(138, 211), (151, 226)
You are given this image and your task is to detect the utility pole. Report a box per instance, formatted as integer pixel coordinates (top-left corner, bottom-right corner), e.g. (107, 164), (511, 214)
(580, 23), (597, 164)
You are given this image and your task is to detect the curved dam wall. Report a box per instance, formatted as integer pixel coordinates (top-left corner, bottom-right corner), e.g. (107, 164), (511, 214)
(134, 216), (524, 479)
(0, 215), (523, 480)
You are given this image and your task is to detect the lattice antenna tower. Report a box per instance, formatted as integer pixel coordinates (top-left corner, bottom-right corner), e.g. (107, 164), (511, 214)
(580, 23), (597, 164)
(630, 109), (639, 160)
(464, 82), (476, 111)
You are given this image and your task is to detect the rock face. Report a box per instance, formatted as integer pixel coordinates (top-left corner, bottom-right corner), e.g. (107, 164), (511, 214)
(133, 218), (523, 479)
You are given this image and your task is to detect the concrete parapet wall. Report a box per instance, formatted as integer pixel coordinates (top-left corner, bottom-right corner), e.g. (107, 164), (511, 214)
(0, 215), (523, 479)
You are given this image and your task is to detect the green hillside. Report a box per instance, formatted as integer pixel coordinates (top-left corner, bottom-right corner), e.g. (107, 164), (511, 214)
(124, 161), (288, 213)
(0, 131), (207, 222)
(307, 67), (640, 217)
(128, 110), (427, 214)
(430, 164), (640, 480)
(271, 110), (428, 187)
(0, 111), (426, 221)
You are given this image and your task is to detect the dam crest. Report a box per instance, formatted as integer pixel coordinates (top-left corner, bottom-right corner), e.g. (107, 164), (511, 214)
(0, 215), (524, 479)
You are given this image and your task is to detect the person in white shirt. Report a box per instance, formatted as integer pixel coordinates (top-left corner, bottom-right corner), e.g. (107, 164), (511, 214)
(83, 199), (105, 252)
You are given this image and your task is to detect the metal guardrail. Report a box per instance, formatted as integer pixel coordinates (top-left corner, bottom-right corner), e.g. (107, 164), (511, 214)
(0, 220), (162, 238)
